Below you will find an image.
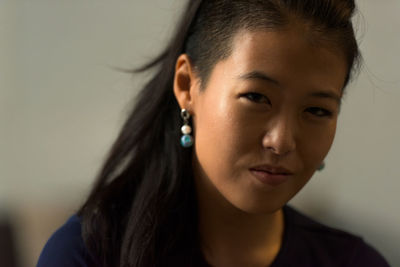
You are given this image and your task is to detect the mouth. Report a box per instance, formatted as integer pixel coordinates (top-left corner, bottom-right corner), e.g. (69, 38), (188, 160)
(249, 165), (293, 186)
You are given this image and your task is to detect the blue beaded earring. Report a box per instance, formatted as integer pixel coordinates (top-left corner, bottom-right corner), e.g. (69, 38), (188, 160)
(180, 109), (193, 148)
(317, 162), (325, 171)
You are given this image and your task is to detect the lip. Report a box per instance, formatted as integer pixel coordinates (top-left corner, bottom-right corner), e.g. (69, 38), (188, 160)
(249, 165), (293, 186)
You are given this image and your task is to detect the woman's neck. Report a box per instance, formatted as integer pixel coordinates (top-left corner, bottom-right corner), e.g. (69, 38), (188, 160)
(196, 182), (285, 267)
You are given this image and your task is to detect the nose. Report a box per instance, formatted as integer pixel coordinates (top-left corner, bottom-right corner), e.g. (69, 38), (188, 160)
(262, 115), (297, 156)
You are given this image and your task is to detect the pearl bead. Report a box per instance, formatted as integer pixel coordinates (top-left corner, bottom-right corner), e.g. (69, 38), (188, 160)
(181, 125), (192, 135)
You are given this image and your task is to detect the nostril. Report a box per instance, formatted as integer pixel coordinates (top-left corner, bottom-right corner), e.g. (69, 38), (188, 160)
(262, 135), (296, 156)
(262, 122), (296, 156)
(264, 145), (294, 156)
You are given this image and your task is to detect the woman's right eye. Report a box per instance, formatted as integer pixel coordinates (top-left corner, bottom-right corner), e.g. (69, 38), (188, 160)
(241, 92), (271, 105)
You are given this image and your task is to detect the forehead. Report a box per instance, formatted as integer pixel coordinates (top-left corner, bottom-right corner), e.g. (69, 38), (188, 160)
(224, 28), (348, 94)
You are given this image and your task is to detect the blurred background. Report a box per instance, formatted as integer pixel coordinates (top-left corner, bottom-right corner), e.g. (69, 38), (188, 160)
(1, 0), (399, 266)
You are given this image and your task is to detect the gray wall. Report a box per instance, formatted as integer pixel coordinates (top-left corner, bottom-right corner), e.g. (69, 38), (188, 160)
(1, 1), (399, 266)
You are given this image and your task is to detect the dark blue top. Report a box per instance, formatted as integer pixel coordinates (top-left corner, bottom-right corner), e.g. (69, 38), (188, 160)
(37, 215), (98, 267)
(37, 206), (390, 267)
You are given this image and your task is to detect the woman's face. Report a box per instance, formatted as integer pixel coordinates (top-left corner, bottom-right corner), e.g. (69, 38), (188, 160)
(190, 27), (347, 214)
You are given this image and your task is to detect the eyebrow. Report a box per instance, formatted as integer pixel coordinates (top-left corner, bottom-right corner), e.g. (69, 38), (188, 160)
(239, 70), (341, 104)
(238, 71), (280, 86)
(309, 91), (342, 105)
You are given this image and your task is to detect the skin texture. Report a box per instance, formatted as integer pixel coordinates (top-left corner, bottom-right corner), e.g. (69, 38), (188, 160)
(174, 26), (347, 267)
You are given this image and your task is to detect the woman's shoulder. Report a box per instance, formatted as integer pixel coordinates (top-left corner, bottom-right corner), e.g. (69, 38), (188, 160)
(37, 215), (97, 267)
(277, 205), (389, 267)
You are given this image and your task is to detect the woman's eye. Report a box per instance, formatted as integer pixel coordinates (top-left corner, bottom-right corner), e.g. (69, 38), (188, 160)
(241, 92), (271, 105)
(306, 107), (333, 118)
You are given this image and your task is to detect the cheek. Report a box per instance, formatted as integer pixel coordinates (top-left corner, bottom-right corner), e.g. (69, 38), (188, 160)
(300, 122), (337, 170)
(193, 98), (255, 181)
(193, 98), (235, 176)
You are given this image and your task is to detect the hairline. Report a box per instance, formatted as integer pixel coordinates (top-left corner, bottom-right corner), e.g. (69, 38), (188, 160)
(193, 23), (351, 91)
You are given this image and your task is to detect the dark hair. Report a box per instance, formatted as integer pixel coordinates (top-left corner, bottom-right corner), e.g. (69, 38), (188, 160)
(78, 1), (361, 266)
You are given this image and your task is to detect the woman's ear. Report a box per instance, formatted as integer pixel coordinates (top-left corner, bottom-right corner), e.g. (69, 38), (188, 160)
(173, 54), (199, 114)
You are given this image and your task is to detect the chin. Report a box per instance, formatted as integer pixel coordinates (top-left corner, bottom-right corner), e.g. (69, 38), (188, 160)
(226, 181), (305, 215)
(230, 195), (288, 215)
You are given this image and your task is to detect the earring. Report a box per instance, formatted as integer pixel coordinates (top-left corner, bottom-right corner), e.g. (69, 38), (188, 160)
(317, 162), (325, 171)
(180, 109), (193, 148)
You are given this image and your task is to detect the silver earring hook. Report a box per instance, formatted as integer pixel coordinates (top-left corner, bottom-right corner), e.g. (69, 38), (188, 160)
(181, 109), (190, 122)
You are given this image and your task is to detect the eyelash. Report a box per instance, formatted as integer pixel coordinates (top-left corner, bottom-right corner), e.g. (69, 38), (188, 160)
(241, 93), (333, 118)
(305, 107), (333, 118)
(241, 92), (271, 105)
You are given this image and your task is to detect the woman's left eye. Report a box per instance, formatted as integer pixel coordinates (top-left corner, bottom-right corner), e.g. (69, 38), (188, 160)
(241, 92), (271, 105)
(305, 107), (333, 118)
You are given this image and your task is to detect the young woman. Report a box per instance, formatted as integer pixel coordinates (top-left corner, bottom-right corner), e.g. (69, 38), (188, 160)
(38, 0), (389, 266)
